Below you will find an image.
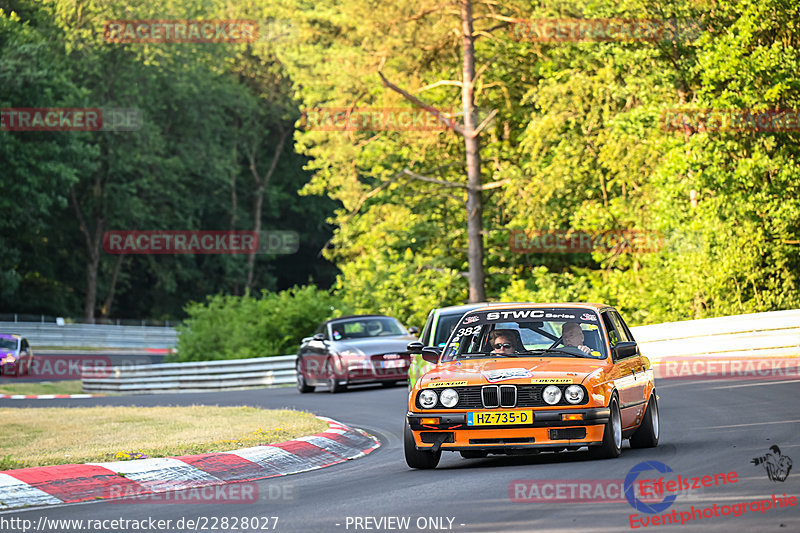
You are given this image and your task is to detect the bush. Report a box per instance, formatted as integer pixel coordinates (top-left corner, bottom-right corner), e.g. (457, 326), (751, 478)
(171, 285), (348, 362)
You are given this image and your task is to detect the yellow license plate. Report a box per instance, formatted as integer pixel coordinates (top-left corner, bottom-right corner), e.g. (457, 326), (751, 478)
(467, 411), (534, 426)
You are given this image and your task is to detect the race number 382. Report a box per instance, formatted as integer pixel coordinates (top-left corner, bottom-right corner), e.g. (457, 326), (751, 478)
(455, 325), (482, 337)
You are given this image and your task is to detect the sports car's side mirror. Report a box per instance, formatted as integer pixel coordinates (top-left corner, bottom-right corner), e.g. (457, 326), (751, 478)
(406, 341), (424, 353)
(408, 326), (420, 335)
(312, 333), (326, 342)
(421, 348), (440, 364)
(613, 341), (638, 361)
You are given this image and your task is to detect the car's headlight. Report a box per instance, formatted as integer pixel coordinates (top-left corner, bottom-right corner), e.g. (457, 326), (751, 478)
(564, 385), (585, 404)
(543, 385), (562, 405)
(419, 389), (438, 408)
(439, 388), (459, 408)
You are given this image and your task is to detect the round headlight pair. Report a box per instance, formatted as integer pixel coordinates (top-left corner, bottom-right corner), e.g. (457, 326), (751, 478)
(418, 388), (459, 408)
(543, 384), (585, 405)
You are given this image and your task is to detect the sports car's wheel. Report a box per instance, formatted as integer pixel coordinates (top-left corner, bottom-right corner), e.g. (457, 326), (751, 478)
(404, 424), (440, 469)
(329, 376), (347, 393)
(296, 362), (313, 393)
(589, 396), (622, 459)
(459, 451), (488, 459)
(629, 393), (659, 448)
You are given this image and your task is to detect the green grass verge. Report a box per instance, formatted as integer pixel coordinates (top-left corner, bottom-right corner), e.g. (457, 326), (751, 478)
(0, 406), (328, 470)
(0, 380), (84, 396)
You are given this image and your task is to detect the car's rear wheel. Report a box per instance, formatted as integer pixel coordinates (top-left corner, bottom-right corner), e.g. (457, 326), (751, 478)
(459, 450), (488, 459)
(296, 362), (313, 393)
(629, 393), (659, 448)
(404, 424), (440, 469)
(589, 396), (622, 459)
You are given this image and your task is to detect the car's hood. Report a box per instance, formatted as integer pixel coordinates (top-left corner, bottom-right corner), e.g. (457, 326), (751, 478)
(0, 349), (16, 362)
(418, 357), (607, 386)
(333, 336), (416, 355)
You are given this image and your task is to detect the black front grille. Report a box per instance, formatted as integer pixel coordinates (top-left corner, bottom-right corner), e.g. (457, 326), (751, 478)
(420, 432), (454, 443)
(500, 385), (516, 407)
(416, 384), (589, 409)
(482, 386), (499, 408)
(469, 437), (535, 444)
(550, 428), (587, 440)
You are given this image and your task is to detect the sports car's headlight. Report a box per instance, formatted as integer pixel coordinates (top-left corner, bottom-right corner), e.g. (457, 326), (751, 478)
(419, 389), (438, 409)
(564, 385), (585, 404)
(543, 385), (562, 405)
(439, 388), (459, 408)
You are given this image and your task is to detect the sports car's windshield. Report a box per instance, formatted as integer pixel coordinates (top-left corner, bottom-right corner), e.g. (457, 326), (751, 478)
(329, 317), (408, 340)
(0, 338), (18, 350)
(441, 308), (607, 361)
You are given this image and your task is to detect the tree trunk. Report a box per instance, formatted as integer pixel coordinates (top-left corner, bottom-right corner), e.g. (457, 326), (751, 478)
(461, 0), (486, 302)
(70, 186), (104, 323)
(246, 183), (265, 289)
(101, 254), (125, 318)
(246, 128), (289, 290)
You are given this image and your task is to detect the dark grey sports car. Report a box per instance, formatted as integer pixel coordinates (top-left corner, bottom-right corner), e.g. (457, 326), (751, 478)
(296, 314), (417, 393)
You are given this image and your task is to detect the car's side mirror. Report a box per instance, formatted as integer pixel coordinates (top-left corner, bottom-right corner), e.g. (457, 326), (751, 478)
(421, 347), (441, 364)
(408, 326), (420, 335)
(312, 333), (326, 342)
(406, 341), (424, 353)
(613, 341), (638, 361)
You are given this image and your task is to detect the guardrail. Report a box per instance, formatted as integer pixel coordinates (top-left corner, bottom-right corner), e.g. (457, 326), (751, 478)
(0, 322), (178, 349)
(630, 308), (800, 360)
(81, 355), (295, 393)
(80, 309), (800, 394)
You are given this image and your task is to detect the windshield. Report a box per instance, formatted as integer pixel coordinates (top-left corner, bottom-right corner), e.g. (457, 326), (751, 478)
(442, 308), (606, 361)
(0, 338), (18, 350)
(329, 317), (408, 340)
(432, 313), (463, 347)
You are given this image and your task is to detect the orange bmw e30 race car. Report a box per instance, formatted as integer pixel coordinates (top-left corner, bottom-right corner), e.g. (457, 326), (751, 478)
(404, 303), (659, 469)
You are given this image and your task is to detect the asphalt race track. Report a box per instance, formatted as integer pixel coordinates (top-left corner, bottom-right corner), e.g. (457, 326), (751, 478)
(1, 377), (798, 533)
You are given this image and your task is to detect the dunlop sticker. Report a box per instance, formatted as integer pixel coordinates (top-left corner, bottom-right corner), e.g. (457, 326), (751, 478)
(531, 378), (573, 384)
(425, 380), (468, 388)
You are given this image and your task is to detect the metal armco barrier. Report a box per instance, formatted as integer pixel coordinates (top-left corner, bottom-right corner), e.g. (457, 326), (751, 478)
(81, 355), (296, 393)
(0, 322), (177, 349)
(630, 308), (800, 360)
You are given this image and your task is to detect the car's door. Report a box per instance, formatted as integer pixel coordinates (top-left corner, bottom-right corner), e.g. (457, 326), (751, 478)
(602, 310), (643, 429)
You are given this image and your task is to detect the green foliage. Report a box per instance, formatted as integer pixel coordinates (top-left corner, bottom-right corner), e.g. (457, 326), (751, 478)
(172, 285), (348, 361)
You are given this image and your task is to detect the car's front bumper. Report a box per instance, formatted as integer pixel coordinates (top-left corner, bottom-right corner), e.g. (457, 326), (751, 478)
(407, 408), (609, 452)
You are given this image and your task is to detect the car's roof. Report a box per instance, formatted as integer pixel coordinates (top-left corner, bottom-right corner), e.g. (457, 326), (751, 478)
(467, 302), (610, 312)
(435, 302), (527, 315)
(0, 334), (21, 340)
(323, 314), (395, 324)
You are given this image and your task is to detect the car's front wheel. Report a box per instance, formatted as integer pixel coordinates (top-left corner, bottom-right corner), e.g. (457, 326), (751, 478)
(296, 362), (314, 393)
(404, 424), (440, 469)
(629, 393), (659, 448)
(589, 396), (622, 459)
